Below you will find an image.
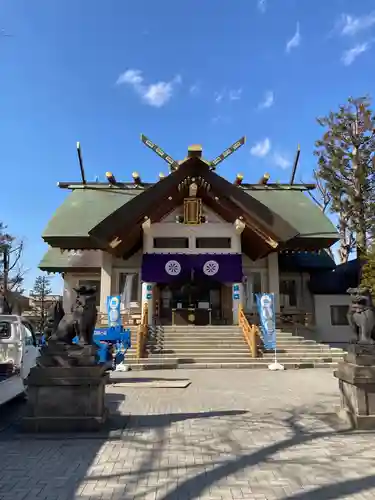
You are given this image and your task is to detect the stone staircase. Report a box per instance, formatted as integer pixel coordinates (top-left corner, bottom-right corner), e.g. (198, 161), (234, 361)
(124, 325), (346, 370)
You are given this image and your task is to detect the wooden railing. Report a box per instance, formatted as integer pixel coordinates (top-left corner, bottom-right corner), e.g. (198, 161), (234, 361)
(238, 304), (260, 358)
(136, 302), (148, 359)
(245, 311), (315, 330)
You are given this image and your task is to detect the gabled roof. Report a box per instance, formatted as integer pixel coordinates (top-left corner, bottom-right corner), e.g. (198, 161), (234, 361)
(86, 158), (299, 259)
(41, 158), (338, 261)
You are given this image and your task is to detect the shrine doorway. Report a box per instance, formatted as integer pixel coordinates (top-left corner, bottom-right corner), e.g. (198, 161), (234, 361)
(158, 277), (222, 325)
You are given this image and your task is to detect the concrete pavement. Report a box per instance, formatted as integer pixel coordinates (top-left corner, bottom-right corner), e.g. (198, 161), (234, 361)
(1, 369), (375, 500)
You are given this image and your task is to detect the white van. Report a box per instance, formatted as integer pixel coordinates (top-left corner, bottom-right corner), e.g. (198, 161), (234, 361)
(0, 315), (39, 406)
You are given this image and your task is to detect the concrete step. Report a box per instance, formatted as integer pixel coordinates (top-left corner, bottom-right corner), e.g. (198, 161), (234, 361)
(162, 326), (244, 330)
(155, 341), (327, 349)
(145, 347), (343, 355)
(153, 335), (316, 342)
(126, 361), (339, 370)
(150, 341), (250, 347)
(138, 325), (344, 371)
(133, 356), (341, 364)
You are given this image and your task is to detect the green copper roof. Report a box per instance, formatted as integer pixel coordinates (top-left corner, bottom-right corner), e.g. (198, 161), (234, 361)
(245, 186), (337, 239)
(39, 247), (73, 271)
(42, 187), (141, 240)
(39, 247), (102, 272)
(42, 184), (337, 244)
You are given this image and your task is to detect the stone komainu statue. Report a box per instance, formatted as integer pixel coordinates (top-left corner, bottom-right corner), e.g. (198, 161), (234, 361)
(347, 287), (375, 344)
(45, 286), (98, 346)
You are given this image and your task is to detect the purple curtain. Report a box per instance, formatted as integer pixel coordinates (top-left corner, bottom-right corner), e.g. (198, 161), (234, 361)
(141, 253), (243, 283)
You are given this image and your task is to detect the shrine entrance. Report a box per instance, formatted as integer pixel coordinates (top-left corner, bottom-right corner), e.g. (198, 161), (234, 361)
(158, 278), (223, 325)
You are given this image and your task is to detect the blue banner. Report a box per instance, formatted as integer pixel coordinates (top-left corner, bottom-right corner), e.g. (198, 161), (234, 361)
(106, 295), (121, 328)
(255, 293), (276, 350)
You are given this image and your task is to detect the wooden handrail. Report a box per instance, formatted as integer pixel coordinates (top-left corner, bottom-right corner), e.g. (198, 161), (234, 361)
(245, 311), (315, 328)
(136, 302), (148, 359)
(238, 304), (259, 358)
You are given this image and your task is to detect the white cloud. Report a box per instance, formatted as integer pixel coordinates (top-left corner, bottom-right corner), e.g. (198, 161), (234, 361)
(116, 69), (182, 107)
(189, 83), (200, 95)
(286, 22), (301, 53)
(258, 90), (274, 109)
(116, 69), (143, 86)
(229, 88), (242, 101)
(214, 91), (225, 103)
(214, 88), (242, 103)
(257, 0), (267, 14)
(341, 42), (370, 65)
(250, 138), (271, 158)
(338, 12), (375, 36)
(211, 115), (231, 125)
(273, 152), (291, 169)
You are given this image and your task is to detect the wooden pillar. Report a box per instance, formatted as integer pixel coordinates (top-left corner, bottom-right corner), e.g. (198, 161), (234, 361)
(100, 252), (112, 313)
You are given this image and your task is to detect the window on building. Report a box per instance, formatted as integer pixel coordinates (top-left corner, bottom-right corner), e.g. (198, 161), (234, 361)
(195, 237), (231, 249)
(153, 237), (189, 249)
(330, 305), (349, 326)
(252, 272), (262, 295)
(78, 279), (101, 307)
(280, 279), (297, 308)
(119, 273), (139, 306)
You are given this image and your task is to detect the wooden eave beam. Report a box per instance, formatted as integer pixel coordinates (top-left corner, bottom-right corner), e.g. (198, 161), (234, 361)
(202, 192), (279, 250)
(201, 195), (272, 260)
(201, 167), (298, 241)
(105, 188), (187, 257)
(89, 157), (201, 241)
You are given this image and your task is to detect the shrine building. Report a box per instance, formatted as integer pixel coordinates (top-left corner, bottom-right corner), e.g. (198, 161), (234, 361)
(39, 138), (339, 329)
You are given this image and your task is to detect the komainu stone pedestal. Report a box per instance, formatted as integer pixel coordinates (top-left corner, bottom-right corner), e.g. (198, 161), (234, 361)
(21, 362), (108, 433)
(334, 343), (375, 430)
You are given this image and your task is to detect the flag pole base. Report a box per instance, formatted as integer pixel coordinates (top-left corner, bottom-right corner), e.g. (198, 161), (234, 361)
(268, 362), (284, 371)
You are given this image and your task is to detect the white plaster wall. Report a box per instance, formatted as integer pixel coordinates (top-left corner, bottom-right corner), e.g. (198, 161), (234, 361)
(112, 251), (142, 269)
(143, 205), (242, 254)
(314, 294), (352, 344)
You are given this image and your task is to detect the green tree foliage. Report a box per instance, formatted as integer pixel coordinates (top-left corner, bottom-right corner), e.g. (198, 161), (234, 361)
(314, 96), (375, 260)
(0, 222), (25, 295)
(30, 275), (52, 332)
(361, 245), (375, 302)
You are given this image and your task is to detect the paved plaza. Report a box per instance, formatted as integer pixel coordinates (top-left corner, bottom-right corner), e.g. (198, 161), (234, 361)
(1, 368), (375, 500)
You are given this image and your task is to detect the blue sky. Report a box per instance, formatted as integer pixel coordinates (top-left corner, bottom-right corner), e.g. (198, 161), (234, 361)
(1, 0), (375, 293)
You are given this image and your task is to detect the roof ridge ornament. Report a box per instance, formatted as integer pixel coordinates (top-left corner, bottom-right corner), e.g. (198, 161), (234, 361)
(209, 136), (246, 170)
(141, 134), (246, 173)
(141, 134), (179, 172)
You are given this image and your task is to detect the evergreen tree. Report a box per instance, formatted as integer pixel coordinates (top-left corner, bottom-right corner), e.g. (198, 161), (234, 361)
(361, 245), (375, 301)
(314, 96), (375, 260)
(30, 275), (52, 332)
